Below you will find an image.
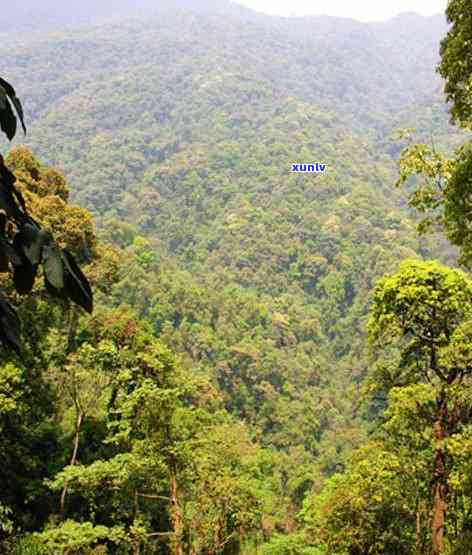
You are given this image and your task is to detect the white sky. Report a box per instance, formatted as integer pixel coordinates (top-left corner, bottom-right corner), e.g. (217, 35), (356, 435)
(232, 0), (447, 21)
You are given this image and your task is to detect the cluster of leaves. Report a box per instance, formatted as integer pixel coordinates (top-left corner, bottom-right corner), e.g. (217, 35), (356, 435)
(438, 0), (472, 130)
(0, 78), (92, 354)
(396, 0), (472, 267)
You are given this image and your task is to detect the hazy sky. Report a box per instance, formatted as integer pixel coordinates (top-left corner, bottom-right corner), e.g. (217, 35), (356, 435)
(233, 0), (447, 21)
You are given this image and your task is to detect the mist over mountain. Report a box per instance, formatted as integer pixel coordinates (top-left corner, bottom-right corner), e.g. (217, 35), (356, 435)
(0, 5), (457, 287)
(2, 6), (448, 133)
(1, 0), (446, 34)
(0, 0), (239, 31)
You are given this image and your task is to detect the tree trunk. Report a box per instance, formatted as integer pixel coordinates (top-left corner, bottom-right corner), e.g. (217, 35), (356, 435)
(416, 504), (421, 554)
(169, 456), (184, 555)
(432, 479), (447, 555)
(60, 411), (83, 517)
(415, 499), (428, 555)
(431, 395), (449, 555)
(133, 490), (141, 555)
(133, 538), (141, 555)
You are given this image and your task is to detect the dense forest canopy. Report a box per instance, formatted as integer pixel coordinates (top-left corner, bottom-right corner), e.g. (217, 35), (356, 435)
(0, 0), (471, 553)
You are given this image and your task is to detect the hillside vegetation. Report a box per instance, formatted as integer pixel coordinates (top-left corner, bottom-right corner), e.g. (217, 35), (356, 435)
(0, 1), (471, 553)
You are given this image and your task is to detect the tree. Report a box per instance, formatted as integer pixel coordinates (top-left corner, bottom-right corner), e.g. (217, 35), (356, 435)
(396, 137), (472, 266)
(39, 307), (264, 554)
(397, 0), (472, 264)
(368, 260), (472, 554)
(438, 0), (472, 130)
(302, 442), (418, 554)
(0, 147), (115, 546)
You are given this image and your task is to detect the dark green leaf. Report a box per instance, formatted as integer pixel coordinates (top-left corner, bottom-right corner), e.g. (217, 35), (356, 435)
(13, 258), (37, 294)
(42, 240), (65, 290)
(0, 299), (21, 354)
(0, 88), (17, 141)
(62, 249), (93, 314)
(0, 77), (26, 135)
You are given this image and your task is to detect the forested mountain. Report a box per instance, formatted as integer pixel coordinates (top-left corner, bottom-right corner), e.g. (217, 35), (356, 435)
(0, 6), (453, 459)
(1, 8), (451, 135)
(0, 1), (471, 553)
(0, 0), (239, 31)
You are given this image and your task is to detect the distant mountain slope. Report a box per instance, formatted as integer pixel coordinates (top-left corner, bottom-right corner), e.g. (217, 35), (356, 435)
(0, 0), (237, 31)
(0, 8), (456, 249)
(0, 3), (461, 489)
(2, 10), (449, 133)
(0, 6), (455, 304)
(0, 9), (458, 277)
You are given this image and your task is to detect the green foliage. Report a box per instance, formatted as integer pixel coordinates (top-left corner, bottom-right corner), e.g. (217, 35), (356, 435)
(397, 0), (472, 269)
(369, 259), (472, 337)
(438, 0), (472, 129)
(260, 534), (324, 555)
(9, 535), (45, 555)
(0, 504), (13, 536)
(303, 444), (418, 554)
(442, 142), (472, 263)
(35, 520), (128, 554)
(0, 81), (94, 354)
(0, 15), (458, 523)
(1, 3), (472, 553)
(397, 140), (472, 265)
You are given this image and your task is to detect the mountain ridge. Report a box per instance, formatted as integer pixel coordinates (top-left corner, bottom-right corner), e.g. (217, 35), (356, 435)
(1, 0), (446, 33)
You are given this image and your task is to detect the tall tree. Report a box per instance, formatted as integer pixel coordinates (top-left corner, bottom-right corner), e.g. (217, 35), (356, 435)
(368, 260), (472, 554)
